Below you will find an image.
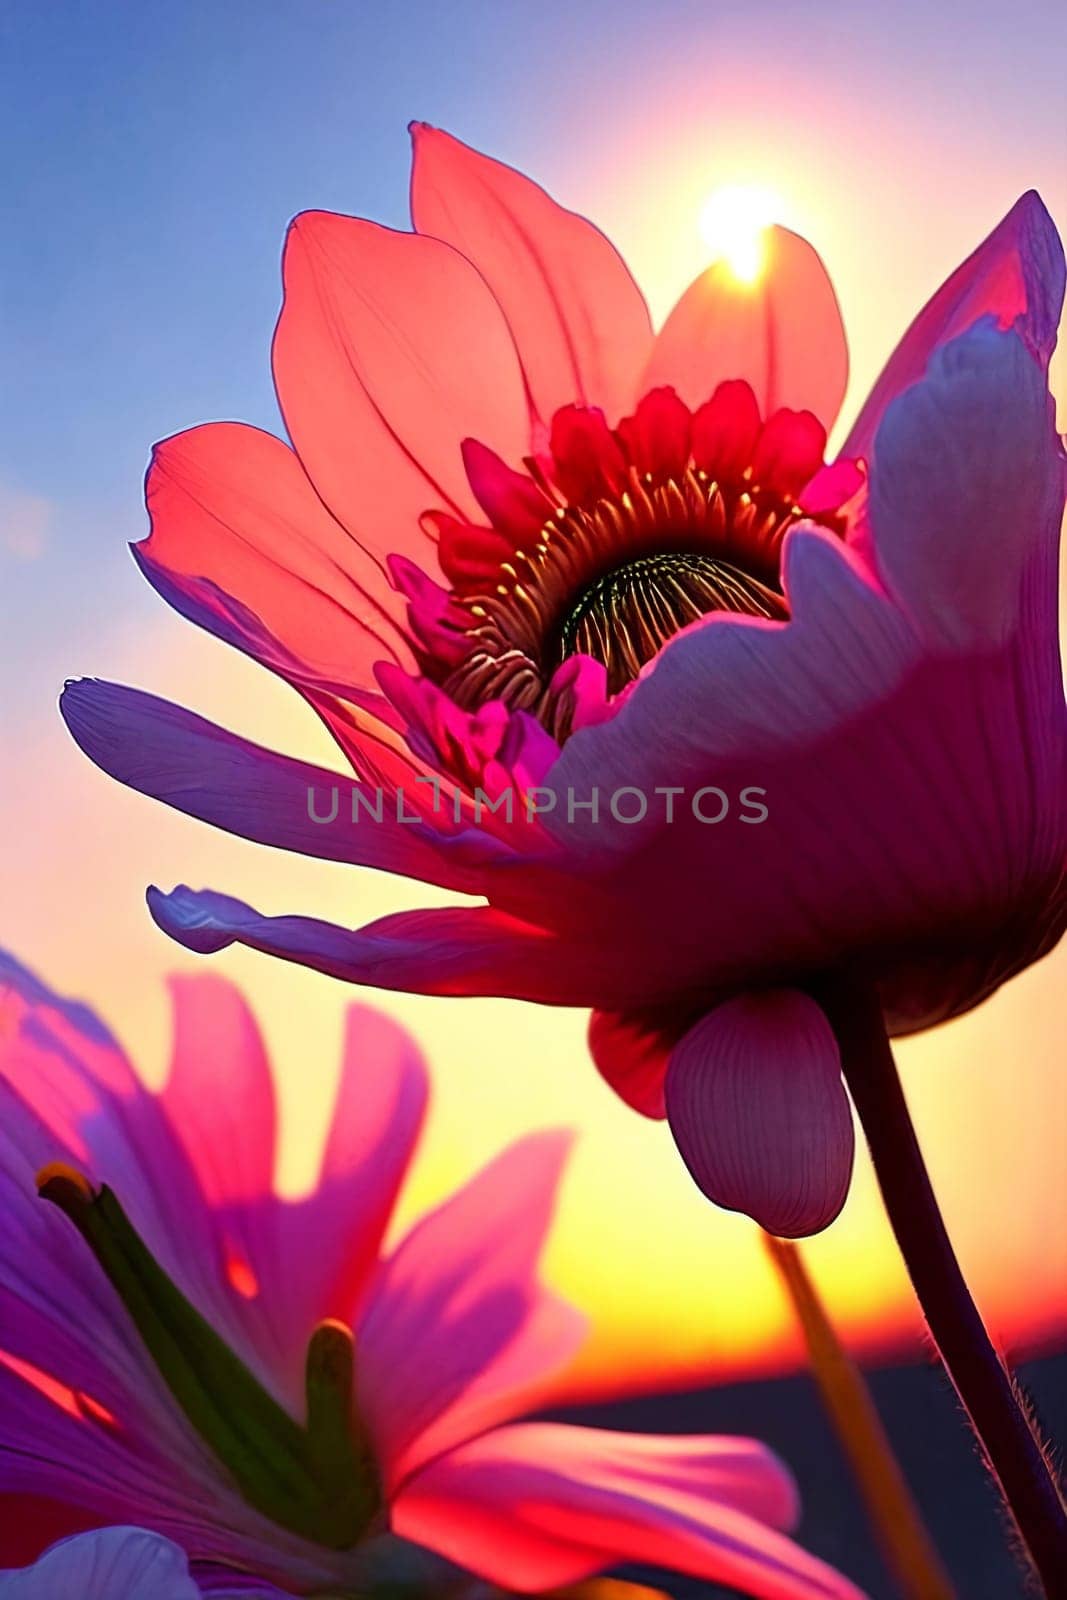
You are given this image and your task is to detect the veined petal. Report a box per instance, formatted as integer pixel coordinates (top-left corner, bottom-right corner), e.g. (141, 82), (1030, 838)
(843, 190), (1065, 462)
(393, 1423), (865, 1600)
(665, 992), (854, 1237)
(273, 211), (529, 570)
(356, 1134), (584, 1491)
(643, 227), (848, 431)
(410, 124), (653, 425)
(0, 1528), (202, 1600)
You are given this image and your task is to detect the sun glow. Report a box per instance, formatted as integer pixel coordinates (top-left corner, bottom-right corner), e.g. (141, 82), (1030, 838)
(699, 184), (785, 283)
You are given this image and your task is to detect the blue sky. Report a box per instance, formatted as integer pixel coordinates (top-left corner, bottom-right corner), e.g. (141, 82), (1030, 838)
(2, 0), (1065, 725)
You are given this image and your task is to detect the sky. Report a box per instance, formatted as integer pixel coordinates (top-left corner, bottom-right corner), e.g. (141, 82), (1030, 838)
(2, 0), (1067, 1395)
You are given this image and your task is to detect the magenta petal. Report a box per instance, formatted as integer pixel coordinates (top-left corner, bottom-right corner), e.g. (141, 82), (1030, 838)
(394, 1422), (865, 1599)
(355, 1133), (583, 1490)
(665, 992), (854, 1237)
(588, 1009), (676, 1119)
(843, 190), (1064, 462)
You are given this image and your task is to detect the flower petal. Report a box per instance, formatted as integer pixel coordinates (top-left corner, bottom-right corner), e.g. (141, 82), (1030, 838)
(273, 211), (530, 570)
(147, 887), (630, 1006)
(355, 1134), (584, 1490)
(59, 680), (476, 892)
(539, 422), (1067, 1030)
(868, 322), (1063, 649)
(587, 1009), (679, 1119)
(394, 1422), (865, 1600)
(410, 124), (653, 425)
(161, 977), (276, 1210)
(0, 1528), (201, 1600)
(843, 190), (1065, 462)
(265, 1005), (427, 1357)
(136, 422), (414, 686)
(642, 227), (848, 429)
(665, 992), (854, 1237)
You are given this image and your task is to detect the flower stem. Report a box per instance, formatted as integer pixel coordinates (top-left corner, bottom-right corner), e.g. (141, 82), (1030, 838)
(828, 982), (1067, 1598)
(763, 1232), (955, 1600)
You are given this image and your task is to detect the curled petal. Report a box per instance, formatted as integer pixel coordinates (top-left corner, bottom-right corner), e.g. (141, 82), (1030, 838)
(147, 888), (628, 1007)
(643, 227), (848, 430)
(869, 323), (1063, 649)
(843, 190), (1065, 462)
(665, 991), (854, 1237)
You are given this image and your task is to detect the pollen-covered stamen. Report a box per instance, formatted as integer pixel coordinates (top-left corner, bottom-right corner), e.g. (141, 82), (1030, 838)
(561, 550), (788, 695)
(37, 1164), (382, 1550)
(444, 458), (806, 718)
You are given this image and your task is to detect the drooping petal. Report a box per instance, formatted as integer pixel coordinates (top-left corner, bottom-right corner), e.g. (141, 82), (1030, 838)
(665, 992), (854, 1237)
(136, 422), (415, 685)
(393, 1423), (865, 1600)
(0, 1528), (202, 1600)
(587, 1009), (680, 1119)
(355, 1134), (585, 1491)
(643, 227), (848, 430)
(842, 190), (1065, 462)
(410, 124), (653, 425)
(273, 211), (530, 571)
(59, 680), (478, 893)
(147, 887), (632, 1007)
(868, 322), (1063, 649)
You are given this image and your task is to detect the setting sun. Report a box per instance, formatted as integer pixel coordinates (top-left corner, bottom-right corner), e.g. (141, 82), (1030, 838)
(699, 183), (785, 281)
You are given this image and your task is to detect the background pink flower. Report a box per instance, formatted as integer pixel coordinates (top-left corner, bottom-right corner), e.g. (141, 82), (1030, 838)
(0, 950), (864, 1600)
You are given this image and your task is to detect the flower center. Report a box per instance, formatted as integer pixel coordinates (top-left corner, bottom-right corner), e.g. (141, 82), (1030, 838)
(423, 385), (858, 739)
(37, 1164), (382, 1550)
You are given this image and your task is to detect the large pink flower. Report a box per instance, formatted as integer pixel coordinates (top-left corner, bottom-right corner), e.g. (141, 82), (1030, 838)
(0, 949), (863, 1600)
(62, 127), (1066, 1238)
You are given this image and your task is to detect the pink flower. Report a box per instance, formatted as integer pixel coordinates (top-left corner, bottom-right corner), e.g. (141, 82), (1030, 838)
(0, 949), (864, 1600)
(62, 128), (1066, 1238)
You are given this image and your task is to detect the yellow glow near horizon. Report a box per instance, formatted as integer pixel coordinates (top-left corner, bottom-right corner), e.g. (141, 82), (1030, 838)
(699, 184), (785, 282)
